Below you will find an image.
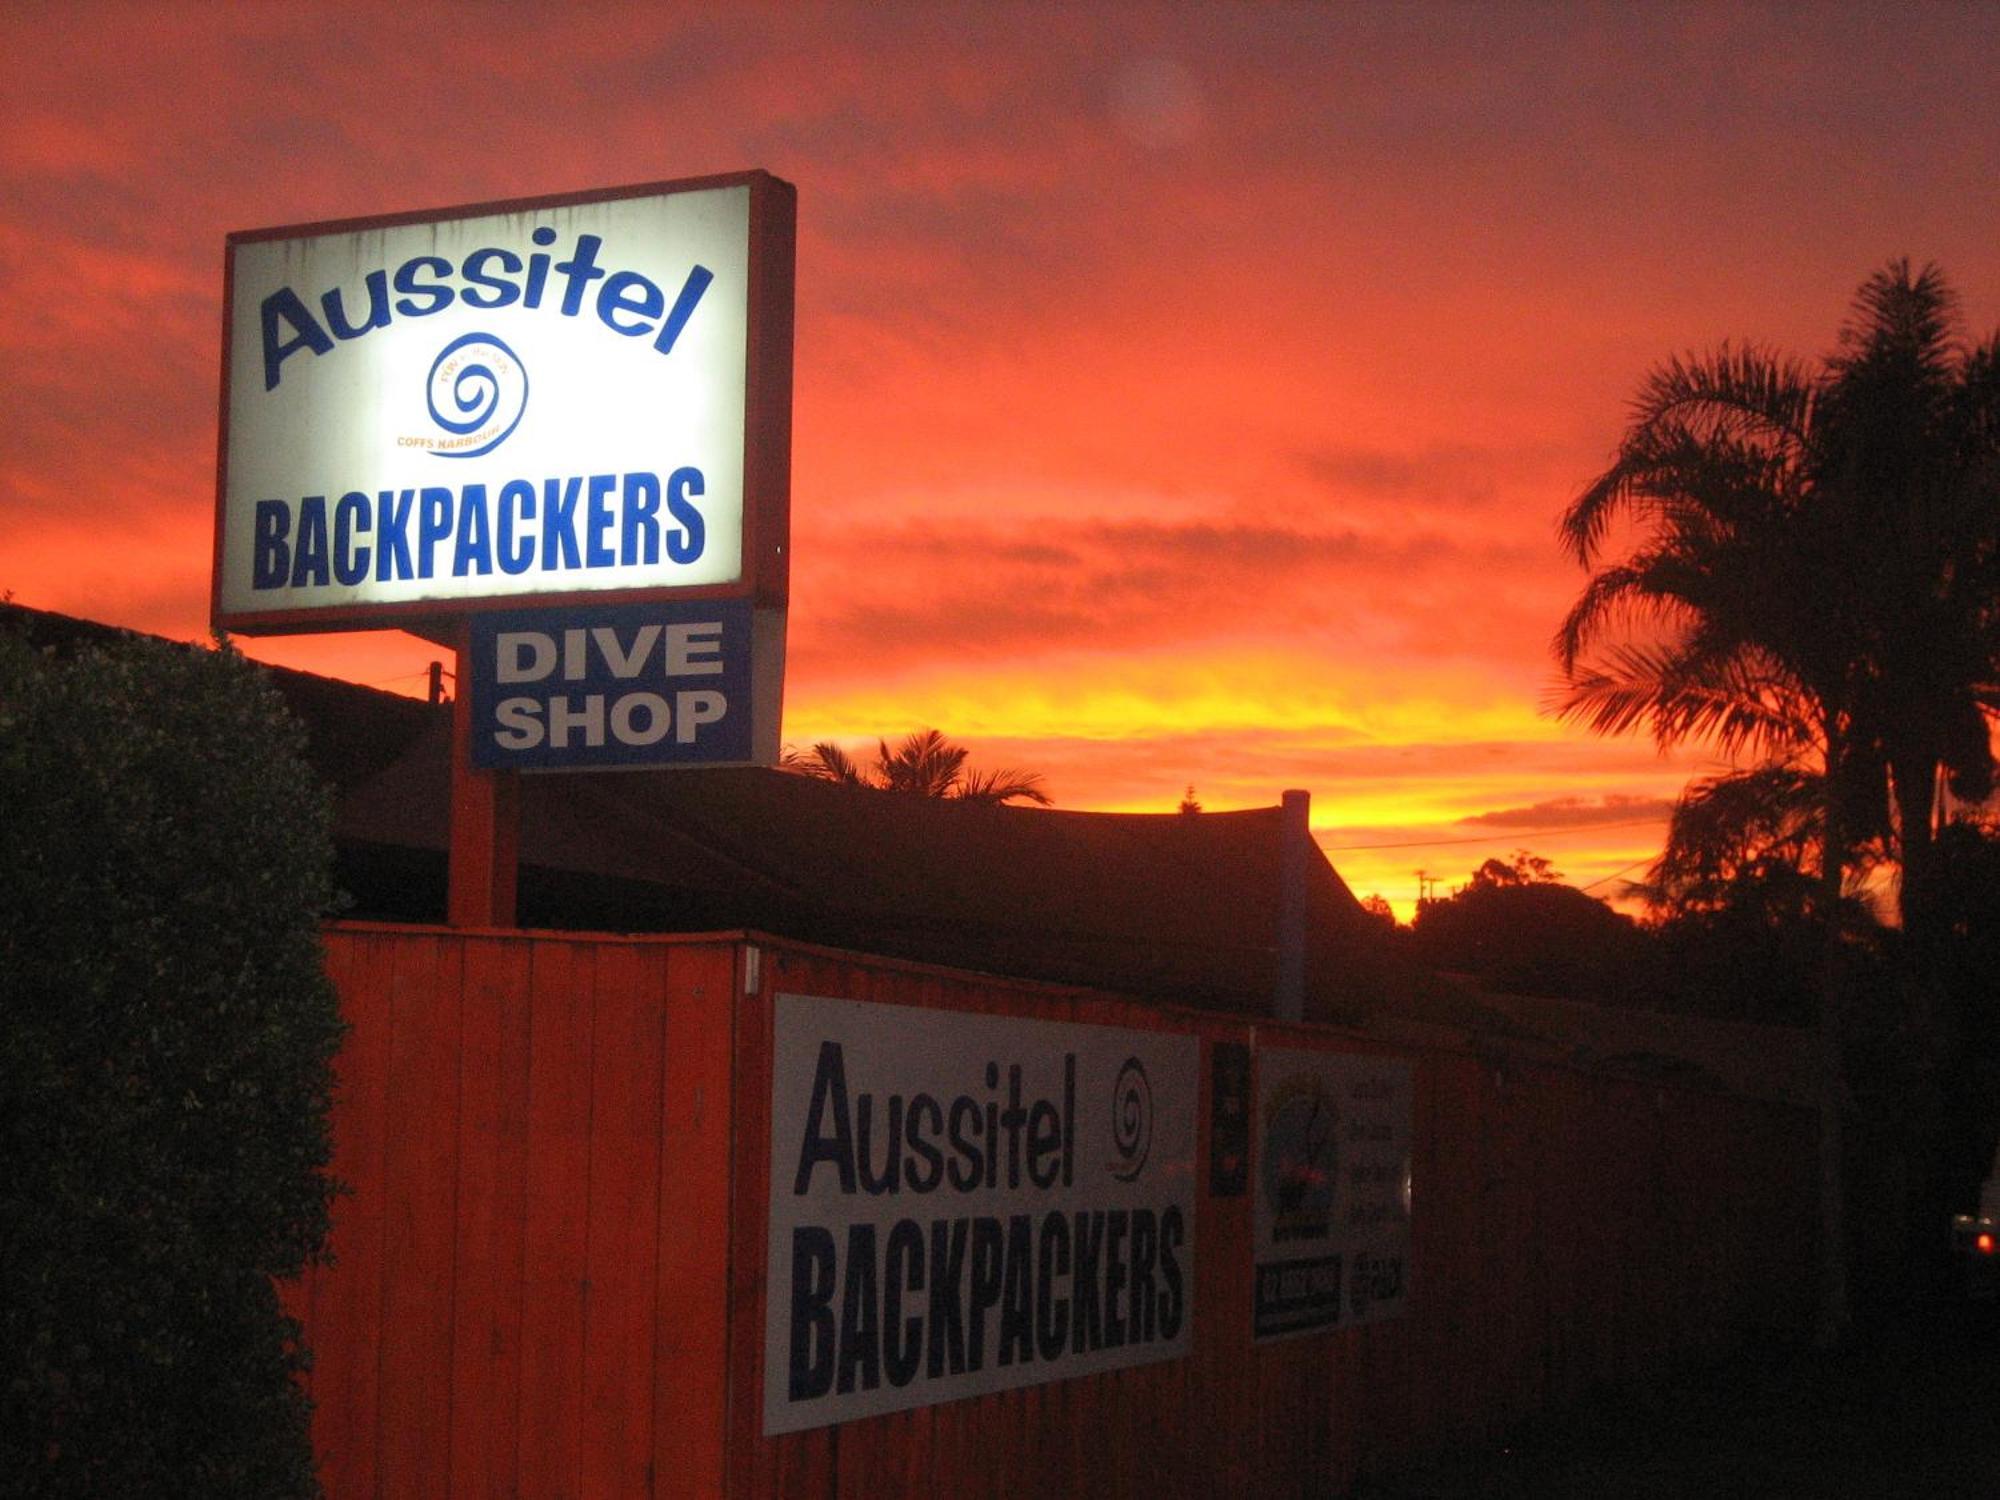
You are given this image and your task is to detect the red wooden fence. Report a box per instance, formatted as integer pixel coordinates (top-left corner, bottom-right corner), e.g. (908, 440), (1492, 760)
(293, 922), (1817, 1497)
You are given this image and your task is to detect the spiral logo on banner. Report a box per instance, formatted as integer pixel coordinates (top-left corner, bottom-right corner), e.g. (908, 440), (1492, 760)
(1108, 1056), (1153, 1181)
(426, 332), (528, 458)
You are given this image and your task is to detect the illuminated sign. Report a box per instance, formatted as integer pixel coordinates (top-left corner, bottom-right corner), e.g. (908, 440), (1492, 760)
(213, 172), (793, 634)
(765, 994), (1198, 1436)
(467, 598), (783, 771)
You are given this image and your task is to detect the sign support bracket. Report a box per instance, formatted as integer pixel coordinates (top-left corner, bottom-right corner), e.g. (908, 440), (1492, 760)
(448, 622), (519, 927)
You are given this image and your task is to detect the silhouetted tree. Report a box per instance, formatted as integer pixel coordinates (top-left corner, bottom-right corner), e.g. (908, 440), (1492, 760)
(1643, 766), (1830, 914)
(1555, 258), (1999, 939)
(1410, 854), (1649, 1001)
(1554, 260), (2000, 1336)
(786, 729), (1051, 805)
(1466, 850), (1564, 889)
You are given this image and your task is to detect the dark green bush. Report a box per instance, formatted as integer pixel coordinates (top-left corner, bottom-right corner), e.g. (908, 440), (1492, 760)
(1, 629), (343, 1498)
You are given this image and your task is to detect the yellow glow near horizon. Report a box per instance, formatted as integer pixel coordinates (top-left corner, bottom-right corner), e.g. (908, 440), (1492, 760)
(783, 651), (1561, 748)
(780, 645), (1683, 925)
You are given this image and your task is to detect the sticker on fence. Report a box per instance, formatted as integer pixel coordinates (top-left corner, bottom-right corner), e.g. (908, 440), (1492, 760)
(1252, 1049), (1413, 1341)
(765, 993), (1199, 1435)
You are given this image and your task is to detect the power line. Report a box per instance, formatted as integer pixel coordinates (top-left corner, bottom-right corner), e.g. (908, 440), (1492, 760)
(1579, 856), (1656, 893)
(1318, 815), (1668, 853)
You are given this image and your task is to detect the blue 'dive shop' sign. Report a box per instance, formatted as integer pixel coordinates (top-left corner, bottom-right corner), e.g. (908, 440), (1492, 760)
(468, 598), (767, 771)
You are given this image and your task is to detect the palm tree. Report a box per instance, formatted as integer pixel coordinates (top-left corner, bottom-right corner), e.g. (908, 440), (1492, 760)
(785, 728), (1052, 806)
(1813, 268), (2000, 936)
(1552, 261), (2000, 1342)
(874, 728), (974, 798)
(1555, 260), (1999, 937)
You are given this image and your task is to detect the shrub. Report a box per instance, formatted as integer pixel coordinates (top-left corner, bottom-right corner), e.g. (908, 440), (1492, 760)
(0, 629), (343, 1498)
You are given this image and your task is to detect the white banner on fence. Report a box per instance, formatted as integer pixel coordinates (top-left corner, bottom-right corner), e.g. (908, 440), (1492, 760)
(765, 993), (1199, 1435)
(1252, 1049), (1413, 1341)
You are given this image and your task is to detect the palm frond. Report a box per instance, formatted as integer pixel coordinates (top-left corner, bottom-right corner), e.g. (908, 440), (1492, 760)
(788, 740), (872, 786)
(1833, 257), (1959, 369)
(955, 768), (1052, 806)
(1557, 396), (1811, 568)
(1554, 640), (1815, 760)
(876, 728), (970, 797)
(1653, 763), (1826, 897)
(1629, 343), (1817, 450)
(1551, 557), (1698, 672)
(1948, 330), (2000, 466)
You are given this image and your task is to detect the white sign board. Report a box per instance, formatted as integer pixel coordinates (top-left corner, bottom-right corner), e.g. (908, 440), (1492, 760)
(1252, 1049), (1413, 1340)
(215, 174), (791, 632)
(766, 994), (1199, 1435)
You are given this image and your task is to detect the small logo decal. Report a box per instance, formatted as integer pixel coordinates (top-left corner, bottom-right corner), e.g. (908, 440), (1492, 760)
(425, 331), (528, 458)
(1109, 1056), (1153, 1182)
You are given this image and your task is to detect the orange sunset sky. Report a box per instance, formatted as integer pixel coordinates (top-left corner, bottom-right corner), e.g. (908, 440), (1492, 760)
(4, 3), (1997, 918)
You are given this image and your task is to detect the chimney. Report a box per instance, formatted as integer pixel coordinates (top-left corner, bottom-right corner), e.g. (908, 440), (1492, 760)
(1276, 789), (1309, 1022)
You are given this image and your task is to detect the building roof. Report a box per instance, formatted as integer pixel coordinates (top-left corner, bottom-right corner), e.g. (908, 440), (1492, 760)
(2, 602), (1392, 1021)
(337, 713), (1403, 1021)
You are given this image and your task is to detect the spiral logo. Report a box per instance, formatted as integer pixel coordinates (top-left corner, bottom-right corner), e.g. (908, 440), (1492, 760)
(1108, 1057), (1153, 1182)
(425, 332), (528, 458)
